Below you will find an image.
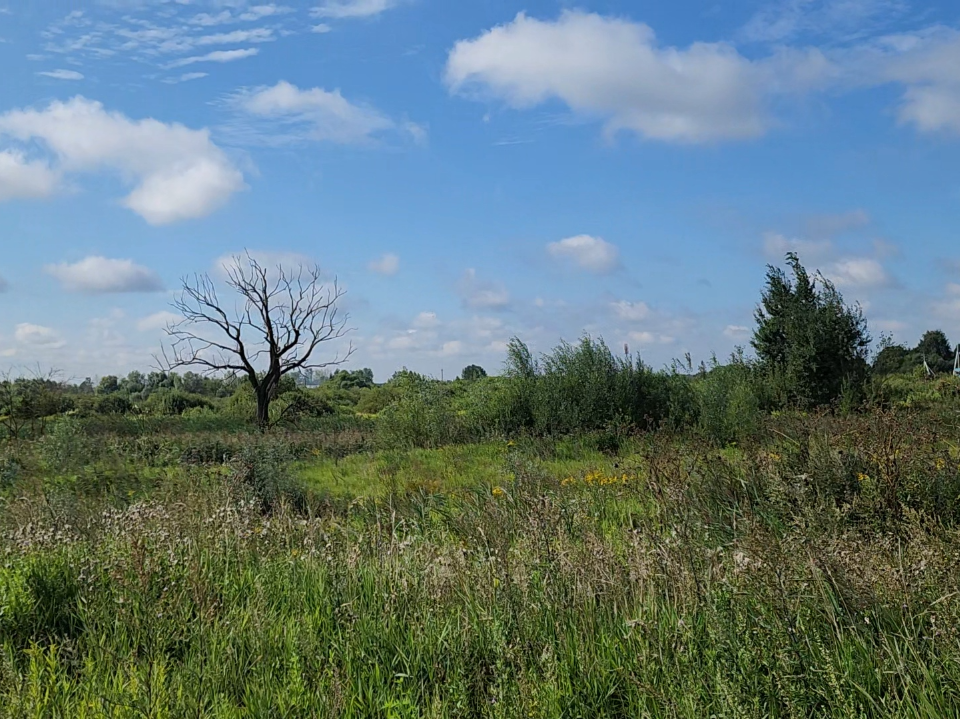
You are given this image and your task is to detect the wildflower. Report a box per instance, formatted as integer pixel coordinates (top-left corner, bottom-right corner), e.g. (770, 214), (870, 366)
(492, 486), (505, 497)
(506, 440), (515, 447)
(561, 476), (575, 486)
(857, 473), (870, 483)
(935, 458), (946, 471)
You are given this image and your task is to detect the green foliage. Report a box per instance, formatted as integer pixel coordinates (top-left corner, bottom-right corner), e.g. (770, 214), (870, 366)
(330, 368), (375, 390)
(873, 329), (956, 377)
(753, 252), (871, 409)
(695, 361), (762, 445)
(4, 411), (960, 716)
(94, 394), (132, 415)
(143, 389), (213, 416)
(460, 364), (487, 381)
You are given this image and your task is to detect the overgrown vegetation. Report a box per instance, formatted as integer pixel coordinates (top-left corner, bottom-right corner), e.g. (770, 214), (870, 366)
(4, 253), (960, 716)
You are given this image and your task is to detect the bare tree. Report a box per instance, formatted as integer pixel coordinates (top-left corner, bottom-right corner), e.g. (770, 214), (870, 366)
(161, 253), (354, 428)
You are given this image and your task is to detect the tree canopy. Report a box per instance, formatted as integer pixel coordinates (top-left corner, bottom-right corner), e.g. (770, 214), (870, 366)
(752, 253), (871, 409)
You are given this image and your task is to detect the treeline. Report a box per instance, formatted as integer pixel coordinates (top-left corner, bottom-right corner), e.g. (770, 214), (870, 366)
(2, 254), (959, 448)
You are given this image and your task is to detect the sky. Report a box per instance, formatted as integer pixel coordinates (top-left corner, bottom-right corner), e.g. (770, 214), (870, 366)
(1, 0), (960, 382)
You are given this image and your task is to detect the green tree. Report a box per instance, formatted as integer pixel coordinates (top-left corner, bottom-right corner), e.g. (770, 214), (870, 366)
(460, 364), (487, 381)
(914, 329), (953, 374)
(96, 376), (119, 395)
(752, 252), (871, 409)
(331, 368), (374, 389)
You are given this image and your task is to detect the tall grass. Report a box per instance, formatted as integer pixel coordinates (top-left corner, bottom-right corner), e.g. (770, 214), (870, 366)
(3, 409), (960, 716)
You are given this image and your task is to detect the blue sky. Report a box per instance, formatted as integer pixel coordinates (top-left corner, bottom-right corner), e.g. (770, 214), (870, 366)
(1, 0), (960, 381)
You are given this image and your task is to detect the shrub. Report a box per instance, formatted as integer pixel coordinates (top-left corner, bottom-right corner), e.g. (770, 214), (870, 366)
(696, 362), (762, 445)
(143, 389), (212, 416)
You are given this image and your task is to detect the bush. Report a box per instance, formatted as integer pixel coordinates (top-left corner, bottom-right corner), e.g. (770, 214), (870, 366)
(143, 389), (212, 416)
(696, 362), (762, 445)
(94, 394), (132, 415)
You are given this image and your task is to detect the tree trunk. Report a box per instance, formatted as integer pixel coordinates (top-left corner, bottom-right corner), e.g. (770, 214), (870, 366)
(256, 390), (270, 430)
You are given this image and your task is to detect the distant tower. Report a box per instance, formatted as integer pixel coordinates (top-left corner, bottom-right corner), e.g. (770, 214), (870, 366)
(624, 343), (629, 357)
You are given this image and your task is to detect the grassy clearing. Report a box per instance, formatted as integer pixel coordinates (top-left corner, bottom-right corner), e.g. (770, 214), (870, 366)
(296, 442), (509, 499)
(3, 411), (960, 716)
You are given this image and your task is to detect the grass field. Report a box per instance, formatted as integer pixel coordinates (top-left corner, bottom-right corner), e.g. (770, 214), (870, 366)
(3, 410), (960, 716)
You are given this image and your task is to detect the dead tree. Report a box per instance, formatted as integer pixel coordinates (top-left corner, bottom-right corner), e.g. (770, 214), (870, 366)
(161, 253), (354, 429)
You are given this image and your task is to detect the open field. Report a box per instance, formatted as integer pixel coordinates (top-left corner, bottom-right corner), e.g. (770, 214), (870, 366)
(4, 406), (960, 717)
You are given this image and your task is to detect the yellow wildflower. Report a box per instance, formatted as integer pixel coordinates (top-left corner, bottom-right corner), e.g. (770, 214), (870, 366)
(492, 486), (505, 497)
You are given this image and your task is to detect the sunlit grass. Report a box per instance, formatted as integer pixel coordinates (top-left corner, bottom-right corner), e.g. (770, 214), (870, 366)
(4, 410), (960, 716)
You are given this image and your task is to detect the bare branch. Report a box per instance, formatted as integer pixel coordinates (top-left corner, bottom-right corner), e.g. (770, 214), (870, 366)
(157, 252), (355, 428)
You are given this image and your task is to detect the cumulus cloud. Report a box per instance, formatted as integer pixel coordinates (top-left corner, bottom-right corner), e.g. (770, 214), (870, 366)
(723, 324), (751, 339)
(37, 69), (84, 80)
(547, 235), (620, 273)
(446, 11), (774, 143)
(44, 256), (164, 293)
(311, 23), (332, 33)
(458, 269), (510, 310)
(15, 323), (65, 349)
(879, 29), (960, 135)
(0, 150), (60, 200)
(0, 97), (246, 224)
(412, 311), (439, 328)
(136, 310), (181, 332)
(825, 257), (891, 288)
(368, 253), (399, 276)
(311, 0), (401, 19)
(610, 300), (651, 322)
(166, 47), (259, 68)
(233, 80), (419, 145)
(628, 330), (675, 346)
(762, 231), (833, 260)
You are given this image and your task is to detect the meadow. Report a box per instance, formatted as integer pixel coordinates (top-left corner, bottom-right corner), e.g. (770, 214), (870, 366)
(4, 388), (960, 717)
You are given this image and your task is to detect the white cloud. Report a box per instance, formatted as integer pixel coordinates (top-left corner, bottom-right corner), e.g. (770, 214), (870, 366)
(740, 0), (909, 44)
(825, 257), (891, 288)
(44, 256), (164, 293)
(412, 311), (439, 328)
(368, 252), (399, 276)
(167, 47), (259, 68)
(762, 231), (833, 260)
(136, 310), (181, 332)
(311, 0), (401, 19)
(214, 250), (319, 285)
(611, 300), (651, 322)
(311, 23), (332, 33)
(193, 28), (275, 47)
(547, 234), (620, 273)
(188, 11), (234, 27)
(240, 5), (291, 22)
(37, 68), (84, 80)
(445, 11), (771, 143)
(0, 97), (246, 224)
(15, 323), (65, 349)
(440, 340), (464, 357)
(458, 269), (510, 310)
(628, 330), (674, 346)
(163, 71), (208, 84)
(0, 150), (60, 201)
(234, 80), (410, 144)
(723, 324), (751, 339)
